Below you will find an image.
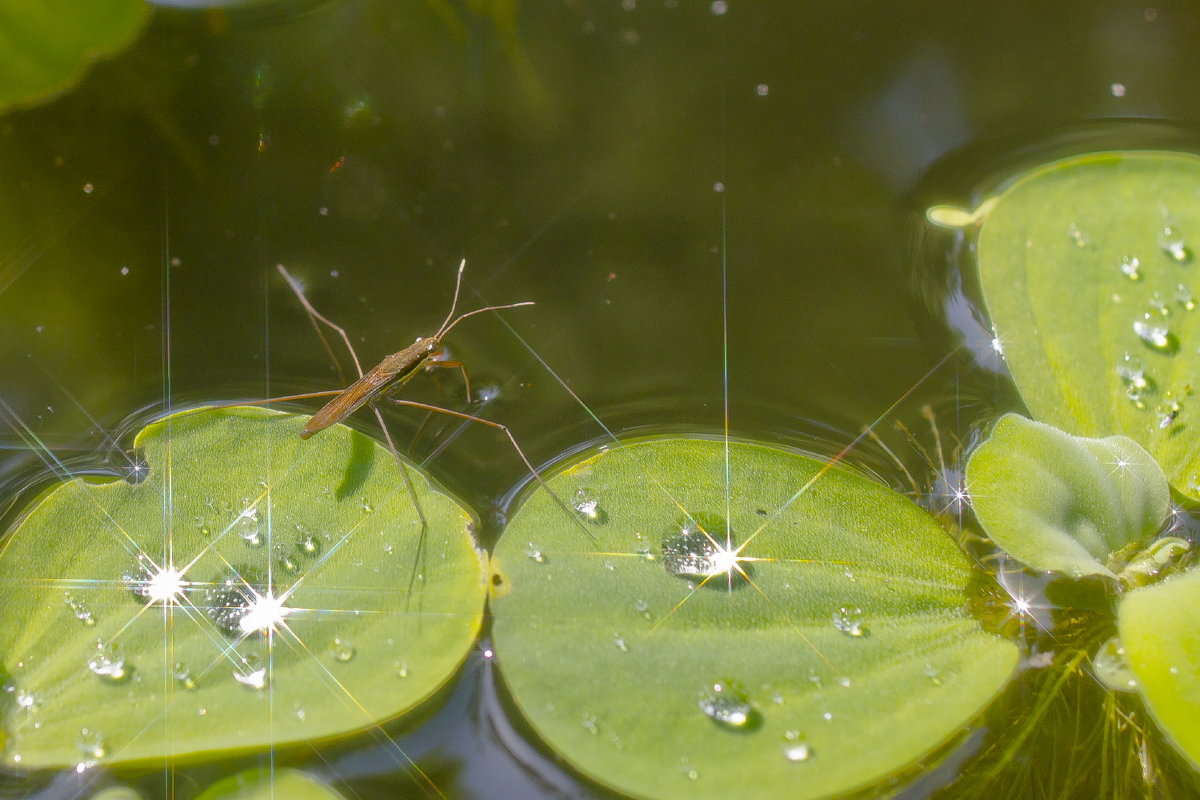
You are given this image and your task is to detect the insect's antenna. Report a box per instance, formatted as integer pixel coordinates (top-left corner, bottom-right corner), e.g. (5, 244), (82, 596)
(434, 258), (469, 337)
(438, 301), (536, 340)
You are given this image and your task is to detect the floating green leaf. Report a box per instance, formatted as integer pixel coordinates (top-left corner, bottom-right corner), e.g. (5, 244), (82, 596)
(965, 413), (1169, 578)
(195, 767), (347, 800)
(975, 150), (1200, 499)
(1119, 567), (1200, 769)
(490, 437), (1018, 800)
(0, 0), (148, 112)
(0, 406), (485, 769)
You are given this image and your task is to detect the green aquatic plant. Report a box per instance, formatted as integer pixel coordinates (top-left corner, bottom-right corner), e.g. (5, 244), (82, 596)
(491, 437), (1017, 800)
(0, 406), (485, 768)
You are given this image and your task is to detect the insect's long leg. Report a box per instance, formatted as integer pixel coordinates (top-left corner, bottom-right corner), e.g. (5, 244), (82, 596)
(387, 398), (596, 542)
(275, 265), (429, 531)
(276, 265), (362, 383)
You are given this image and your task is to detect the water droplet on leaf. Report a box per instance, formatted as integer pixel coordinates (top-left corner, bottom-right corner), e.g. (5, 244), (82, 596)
(832, 606), (867, 637)
(697, 681), (753, 729)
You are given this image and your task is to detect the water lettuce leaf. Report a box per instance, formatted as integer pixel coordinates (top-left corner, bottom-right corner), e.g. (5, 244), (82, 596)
(965, 413), (1169, 578)
(0, 406), (485, 768)
(975, 150), (1200, 499)
(0, 0), (148, 112)
(490, 437), (1018, 800)
(195, 767), (346, 800)
(1119, 567), (1200, 769)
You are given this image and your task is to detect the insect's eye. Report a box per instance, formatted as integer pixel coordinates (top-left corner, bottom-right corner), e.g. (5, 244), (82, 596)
(425, 342), (437, 352)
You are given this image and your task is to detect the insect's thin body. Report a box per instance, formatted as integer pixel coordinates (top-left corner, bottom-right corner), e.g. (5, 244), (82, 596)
(300, 337), (436, 438)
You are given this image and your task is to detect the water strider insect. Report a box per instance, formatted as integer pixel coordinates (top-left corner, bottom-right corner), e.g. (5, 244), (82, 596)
(270, 259), (591, 539)
(280, 259), (531, 440)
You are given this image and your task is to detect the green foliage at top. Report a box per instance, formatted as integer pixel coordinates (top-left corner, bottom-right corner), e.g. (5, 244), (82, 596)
(0, 406), (485, 768)
(0, 0), (148, 112)
(975, 150), (1200, 500)
(965, 413), (1169, 578)
(490, 436), (1018, 800)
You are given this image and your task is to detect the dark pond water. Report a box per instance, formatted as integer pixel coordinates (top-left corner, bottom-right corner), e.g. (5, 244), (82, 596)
(3, 1), (1200, 798)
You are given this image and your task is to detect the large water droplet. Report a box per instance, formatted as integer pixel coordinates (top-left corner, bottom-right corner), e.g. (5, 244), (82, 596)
(87, 640), (127, 682)
(661, 516), (734, 578)
(1159, 221), (1192, 262)
(697, 682), (753, 729)
(1133, 318), (1173, 351)
(832, 606), (867, 637)
(204, 569), (262, 636)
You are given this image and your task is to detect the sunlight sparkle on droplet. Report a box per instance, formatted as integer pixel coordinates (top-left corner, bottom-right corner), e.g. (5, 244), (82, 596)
(238, 590), (295, 634)
(146, 564), (189, 604)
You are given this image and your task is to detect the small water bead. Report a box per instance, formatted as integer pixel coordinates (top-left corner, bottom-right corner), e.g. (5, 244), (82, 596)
(64, 592), (96, 626)
(524, 544), (546, 564)
(1149, 292), (1171, 316)
(822, 711), (834, 721)
(233, 656), (268, 690)
(924, 663), (943, 686)
(837, 676), (852, 688)
(633, 598), (652, 620)
(76, 728), (106, 760)
(782, 732), (812, 763)
(613, 634), (629, 652)
(237, 504), (261, 546)
(1067, 222), (1090, 248)
(330, 637), (356, 662)
(1119, 255), (1142, 281)
(572, 487), (604, 523)
(1133, 318), (1172, 351)
(1156, 398), (1182, 429)
(1159, 221), (1192, 262)
(173, 662), (196, 690)
(361, 498), (374, 514)
(1177, 283), (1196, 311)
(697, 682), (752, 729)
(15, 689), (38, 711)
(87, 640), (127, 681)
(581, 712), (600, 734)
(122, 555), (157, 601)
(194, 516), (211, 536)
(832, 606), (867, 637)
(394, 660), (410, 679)
(631, 532), (653, 559)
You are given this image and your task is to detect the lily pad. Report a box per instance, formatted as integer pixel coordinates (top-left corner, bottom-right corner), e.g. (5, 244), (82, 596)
(0, 0), (148, 112)
(965, 413), (1169, 578)
(195, 767), (346, 800)
(490, 437), (1018, 800)
(975, 150), (1200, 499)
(1118, 567), (1200, 769)
(0, 406), (485, 769)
